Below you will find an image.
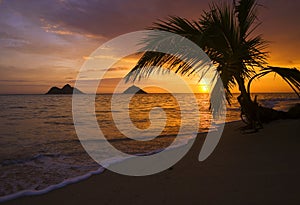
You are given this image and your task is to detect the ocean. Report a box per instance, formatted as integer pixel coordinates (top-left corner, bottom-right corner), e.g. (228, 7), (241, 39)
(0, 93), (299, 201)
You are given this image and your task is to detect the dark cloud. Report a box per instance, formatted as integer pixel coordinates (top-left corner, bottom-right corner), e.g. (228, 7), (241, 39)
(2, 0), (209, 38)
(2, 0), (300, 40)
(2, 0), (300, 46)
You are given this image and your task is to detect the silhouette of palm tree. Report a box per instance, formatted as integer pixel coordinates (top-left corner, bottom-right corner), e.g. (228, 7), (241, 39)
(126, 0), (300, 129)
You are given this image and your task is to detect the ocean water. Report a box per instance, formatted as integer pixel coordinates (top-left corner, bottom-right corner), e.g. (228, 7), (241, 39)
(0, 93), (299, 201)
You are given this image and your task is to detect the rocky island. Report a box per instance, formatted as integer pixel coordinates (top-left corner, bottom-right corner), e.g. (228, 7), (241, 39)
(46, 84), (84, 94)
(123, 85), (147, 94)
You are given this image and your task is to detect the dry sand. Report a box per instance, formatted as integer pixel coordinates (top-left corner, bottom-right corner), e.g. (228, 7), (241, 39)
(3, 119), (300, 205)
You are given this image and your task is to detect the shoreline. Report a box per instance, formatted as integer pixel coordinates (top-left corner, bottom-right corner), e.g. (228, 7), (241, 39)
(0, 123), (215, 203)
(0, 120), (236, 203)
(3, 119), (300, 205)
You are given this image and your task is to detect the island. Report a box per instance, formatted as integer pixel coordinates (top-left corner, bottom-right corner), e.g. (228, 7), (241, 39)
(123, 85), (147, 94)
(46, 84), (84, 94)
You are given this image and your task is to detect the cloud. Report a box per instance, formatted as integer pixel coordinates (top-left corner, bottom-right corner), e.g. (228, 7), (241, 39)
(107, 67), (130, 72)
(2, 0), (209, 39)
(0, 64), (77, 87)
(0, 38), (30, 48)
(39, 18), (105, 40)
(1, 0), (300, 94)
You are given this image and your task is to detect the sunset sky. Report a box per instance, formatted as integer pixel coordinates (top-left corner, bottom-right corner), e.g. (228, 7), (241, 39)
(0, 0), (300, 94)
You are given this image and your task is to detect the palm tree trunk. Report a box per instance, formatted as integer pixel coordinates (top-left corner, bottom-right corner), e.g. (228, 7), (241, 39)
(236, 77), (249, 98)
(234, 76), (261, 128)
(235, 75), (289, 127)
(235, 76), (251, 104)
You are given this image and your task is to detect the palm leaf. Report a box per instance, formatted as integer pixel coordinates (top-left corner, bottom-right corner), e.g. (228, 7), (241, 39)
(235, 0), (259, 37)
(247, 67), (300, 97)
(125, 0), (269, 117)
(125, 17), (212, 83)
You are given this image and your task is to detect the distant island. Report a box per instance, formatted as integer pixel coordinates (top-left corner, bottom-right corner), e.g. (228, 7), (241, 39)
(123, 85), (147, 94)
(46, 84), (84, 94)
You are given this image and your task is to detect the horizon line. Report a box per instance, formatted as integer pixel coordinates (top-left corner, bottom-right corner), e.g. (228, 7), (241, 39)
(0, 92), (298, 95)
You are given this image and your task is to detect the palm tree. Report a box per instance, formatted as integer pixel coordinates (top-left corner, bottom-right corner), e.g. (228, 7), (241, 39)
(246, 66), (300, 124)
(126, 0), (300, 129)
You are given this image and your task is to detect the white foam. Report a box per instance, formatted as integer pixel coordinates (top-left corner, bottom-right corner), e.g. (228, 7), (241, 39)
(0, 132), (199, 203)
(0, 166), (105, 203)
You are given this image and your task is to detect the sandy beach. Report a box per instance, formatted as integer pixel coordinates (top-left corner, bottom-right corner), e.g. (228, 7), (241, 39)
(1, 0), (300, 204)
(3, 119), (300, 205)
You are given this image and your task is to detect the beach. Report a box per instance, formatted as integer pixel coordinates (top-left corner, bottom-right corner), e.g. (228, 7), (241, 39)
(1, 0), (300, 204)
(3, 119), (300, 205)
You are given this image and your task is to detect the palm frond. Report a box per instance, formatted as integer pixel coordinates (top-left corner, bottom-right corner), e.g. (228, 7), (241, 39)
(235, 0), (259, 37)
(125, 17), (208, 83)
(199, 1), (268, 81)
(247, 67), (300, 97)
(209, 75), (227, 119)
(152, 16), (203, 43)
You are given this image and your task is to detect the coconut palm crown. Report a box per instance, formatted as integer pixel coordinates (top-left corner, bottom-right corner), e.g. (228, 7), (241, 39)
(125, 0), (300, 127)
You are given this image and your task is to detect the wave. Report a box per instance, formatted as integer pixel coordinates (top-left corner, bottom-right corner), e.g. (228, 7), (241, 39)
(0, 153), (62, 167)
(0, 132), (197, 167)
(8, 106), (27, 109)
(0, 166), (105, 203)
(0, 131), (201, 203)
(259, 97), (299, 102)
(43, 121), (74, 125)
(0, 118), (230, 203)
(259, 98), (300, 111)
(0, 148), (170, 202)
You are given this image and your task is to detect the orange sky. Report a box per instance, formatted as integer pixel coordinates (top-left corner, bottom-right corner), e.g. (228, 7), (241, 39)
(77, 54), (298, 94)
(0, 0), (300, 94)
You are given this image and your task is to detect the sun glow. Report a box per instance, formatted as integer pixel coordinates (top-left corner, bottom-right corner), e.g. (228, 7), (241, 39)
(199, 84), (210, 93)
